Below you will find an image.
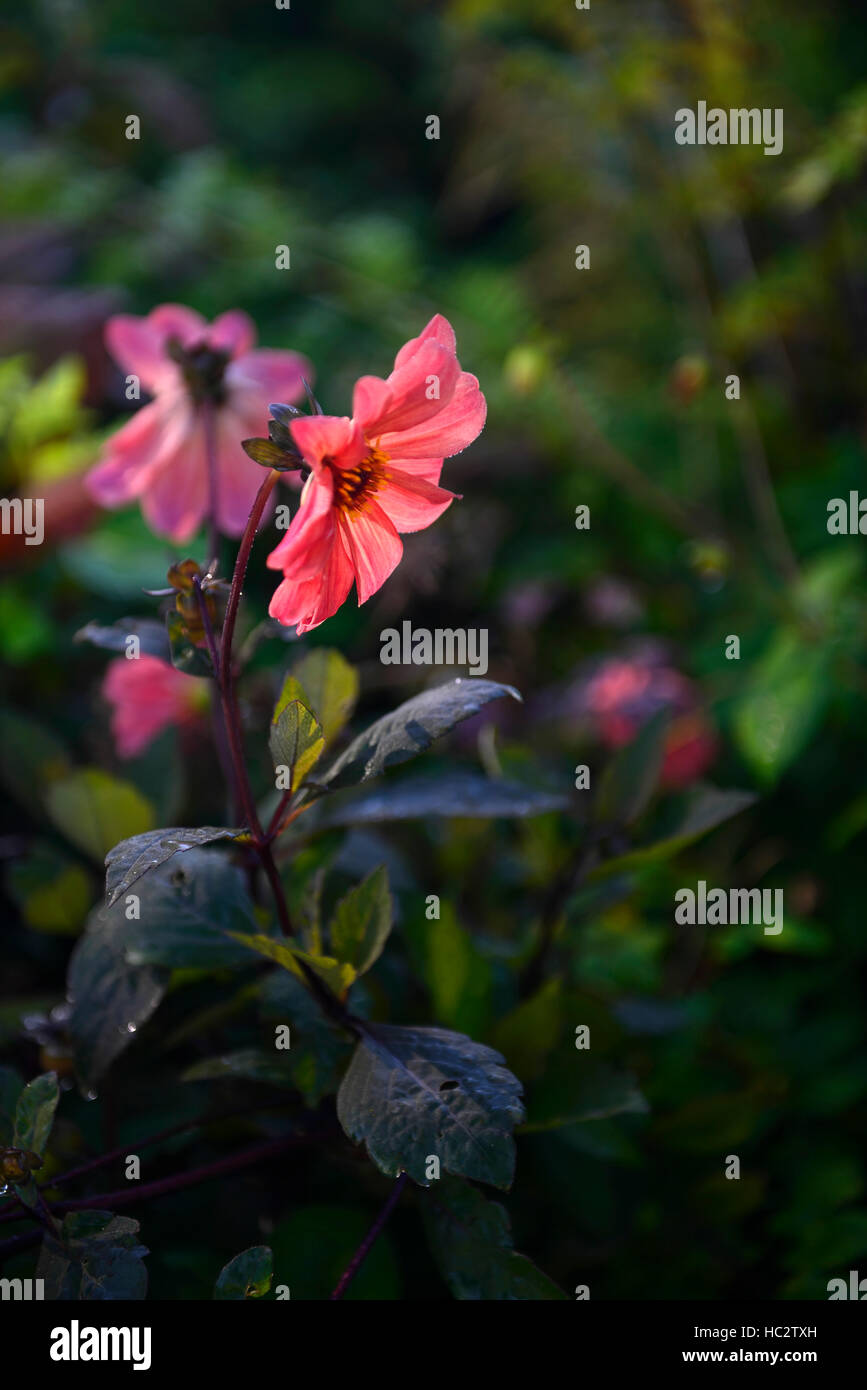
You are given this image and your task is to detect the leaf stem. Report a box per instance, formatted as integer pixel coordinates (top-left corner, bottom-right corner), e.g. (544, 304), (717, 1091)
(329, 1173), (409, 1300)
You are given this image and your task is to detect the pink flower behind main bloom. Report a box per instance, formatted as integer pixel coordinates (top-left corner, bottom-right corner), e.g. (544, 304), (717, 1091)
(584, 657), (717, 788)
(87, 304), (311, 542)
(103, 654), (209, 759)
(266, 314), (486, 633)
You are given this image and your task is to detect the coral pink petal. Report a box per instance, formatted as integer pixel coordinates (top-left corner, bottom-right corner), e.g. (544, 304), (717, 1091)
(380, 454), (444, 485)
(86, 401), (169, 505)
(213, 406), (280, 537)
(338, 500), (403, 604)
(209, 310), (256, 358)
(378, 467), (456, 533)
(86, 395), (190, 506)
(104, 317), (173, 394)
(266, 471), (336, 577)
(393, 314), (457, 369)
(289, 415), (366, 470)
(372, 341), (460, 437)
(377, 371), (486, 458)
(147, 303), (208, 348)
(269, 529), (354, 633)
(103, 655), (199, 759)
(352, 374), (393, 432)
(139, 421), (208, 542)
(226, 350), (311, 405)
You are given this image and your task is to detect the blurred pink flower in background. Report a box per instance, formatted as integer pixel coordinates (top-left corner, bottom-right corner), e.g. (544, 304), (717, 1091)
(86, 304), (310, 542)
(267, 314), (486, 632)
(103, 654), (209, 758)
(584, 655), (717, 787)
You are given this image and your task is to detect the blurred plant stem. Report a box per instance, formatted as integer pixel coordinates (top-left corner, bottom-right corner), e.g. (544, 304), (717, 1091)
(329, 1173), (408, 1300)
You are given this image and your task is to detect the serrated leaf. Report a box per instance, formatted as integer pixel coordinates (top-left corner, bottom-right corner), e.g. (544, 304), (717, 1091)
(589, 785), (756, 880)
(312, 771), (568, 830)
(215, 1245), (273, 1300)
(74, 617), (171, 661)
(13, 1072), (59, 1157)
(67, 910), (169, 1088)
(105, 826), (241, 907)
(166, 609), (213, 676)
(337, 1022), (524, 1188)
(291, 648), (359, 745)
(423, 1178), (567, 1300)
(317, 679), (521, 793)
(120, 846), (260, 968)
(229, 931), (356, 996)
(269, 695), (324, 793)
(329, 866), (392, 978)
(37, 1211), (149, 1300)
(595, 709), (670, 827)
(47, 769), (155, 863)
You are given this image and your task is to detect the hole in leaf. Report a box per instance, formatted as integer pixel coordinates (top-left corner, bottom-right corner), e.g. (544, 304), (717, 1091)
(439, 1080), (459, 1091)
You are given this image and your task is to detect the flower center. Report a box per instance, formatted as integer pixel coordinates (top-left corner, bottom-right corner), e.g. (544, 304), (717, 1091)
(166, 337), (231, 405)
(330, 448), (388, 516)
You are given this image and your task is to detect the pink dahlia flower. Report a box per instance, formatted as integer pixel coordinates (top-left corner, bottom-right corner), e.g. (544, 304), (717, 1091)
(86, 304), (311, 542)
(266, 314), (486, 633)
(103, 654), (209, 759)
(584, 657), (717, 788)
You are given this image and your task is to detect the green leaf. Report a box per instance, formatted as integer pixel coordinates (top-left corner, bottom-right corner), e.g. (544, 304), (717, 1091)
(215, 1245), (273, 1299)
(329, 866), (392, 978)
(423, 1178), (567, 1300)
(318, 679), (521, 793)
(105, 826), (242, 907)
(489, 979), (563, 1082)
(60, 509), (174, 599)
(337, 1022), (524, 1188)
(47, 769), (155, 863)
(595, 709), (670, 827)
(67, 908), (169, 1087)
(405, 902), (492, 1037)
(75, 617), (171, 661)
(242, 437), (296, 470)
(312, 772), (567, 831)
(184, 1051), (294, 1088)
(588, 785), (757, 880)
(229, 931), (356, 996)
(269, 695), (325, 793)
(13, 1072), (59, 1157)
(290, 648), (359, 745)
(8, 843), (91, 934)
(166, 610), (213, 676)
(523, 1060), (648, 1132)
(0, 708), (71, 818)
(259, 971), (352, 1105)
(37, 1211), (149, 1300)
(121, 846), (260, 969)
(733, 629), (832, 784)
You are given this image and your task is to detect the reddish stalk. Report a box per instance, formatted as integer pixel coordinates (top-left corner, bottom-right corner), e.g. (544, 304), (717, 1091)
(329, 1174), (409, 1300)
